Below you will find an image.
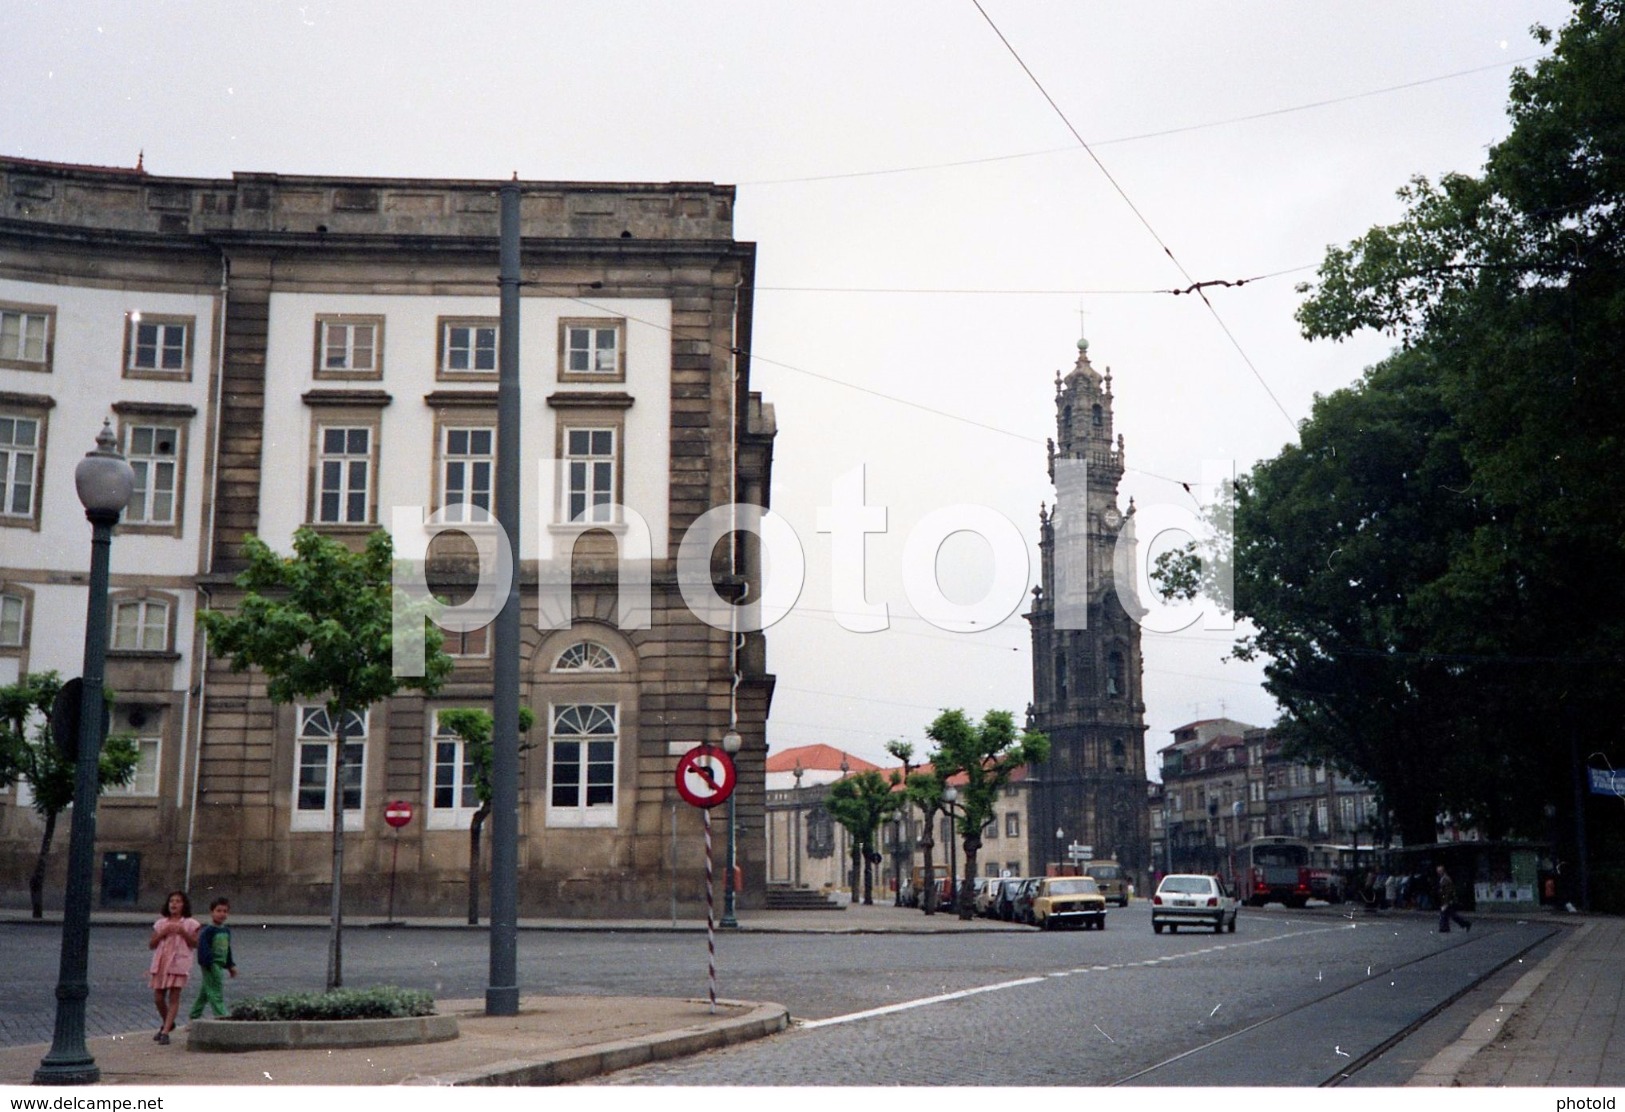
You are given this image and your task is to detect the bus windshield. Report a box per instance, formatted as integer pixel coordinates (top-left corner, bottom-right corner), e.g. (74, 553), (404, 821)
(1254, 844), (1308, 868)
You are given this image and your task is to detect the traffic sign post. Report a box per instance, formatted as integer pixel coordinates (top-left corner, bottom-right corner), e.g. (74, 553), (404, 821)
(383, 801), (414, 924)
(674, 744), (738, 1014)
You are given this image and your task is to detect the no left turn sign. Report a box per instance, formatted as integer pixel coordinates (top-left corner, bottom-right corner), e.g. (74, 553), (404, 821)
(674, 744), (737, 808)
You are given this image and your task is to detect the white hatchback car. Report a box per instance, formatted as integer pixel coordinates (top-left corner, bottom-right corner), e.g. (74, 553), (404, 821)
(1152, 873), (1239, 934)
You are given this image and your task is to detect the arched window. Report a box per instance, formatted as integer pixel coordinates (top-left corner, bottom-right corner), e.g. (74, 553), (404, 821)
(1106, 651), (1125, 697)
(553, 641), (619, 672)
(1091, 404), (1103, 427)
(1054, 653), (1067, 702)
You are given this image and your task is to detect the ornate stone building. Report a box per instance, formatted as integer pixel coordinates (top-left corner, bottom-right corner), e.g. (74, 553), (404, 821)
(1023, 338), (1151, 889)
(0, 156), (774, 918)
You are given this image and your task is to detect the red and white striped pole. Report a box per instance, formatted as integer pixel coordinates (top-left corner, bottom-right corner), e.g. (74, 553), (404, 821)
(703, 805), (717, 1013)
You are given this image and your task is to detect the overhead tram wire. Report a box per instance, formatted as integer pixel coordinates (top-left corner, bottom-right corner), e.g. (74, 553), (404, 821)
(971, 0), (1297, 433)
(530, 281), (1209, 492)
(737, 56), (1536, 188)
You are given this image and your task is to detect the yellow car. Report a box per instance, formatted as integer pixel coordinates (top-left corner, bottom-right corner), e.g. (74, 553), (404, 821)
(1030, 876), (1108, 931)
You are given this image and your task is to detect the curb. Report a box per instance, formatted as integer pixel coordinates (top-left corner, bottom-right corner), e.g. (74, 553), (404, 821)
(1405, 920), (1592, 1086)
(187, 1013), (460, 1052)
(409, 999), (789, 1086)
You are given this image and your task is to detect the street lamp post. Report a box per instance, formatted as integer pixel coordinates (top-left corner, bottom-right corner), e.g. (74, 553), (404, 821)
(942, 785), (960, 913)
(35, 421), (134, 1086)
(791, 761), (803, 889)
(720, 729), (743, 928)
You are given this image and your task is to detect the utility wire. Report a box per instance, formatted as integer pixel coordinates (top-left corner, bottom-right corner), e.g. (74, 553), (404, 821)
(737, 57), (1535, 188)
(972, 0), (1297, 433)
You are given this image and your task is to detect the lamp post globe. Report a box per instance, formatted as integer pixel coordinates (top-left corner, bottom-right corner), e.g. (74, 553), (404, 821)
(35, 420), (134, 1085)
(720, 729), (743, 928)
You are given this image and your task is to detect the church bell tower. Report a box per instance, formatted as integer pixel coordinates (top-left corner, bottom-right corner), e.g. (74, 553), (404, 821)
(1025, 336), (1151, 889)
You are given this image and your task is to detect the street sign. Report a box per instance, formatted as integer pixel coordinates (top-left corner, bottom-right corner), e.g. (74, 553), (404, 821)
(674, 744), (737, 808)
(1067, 842), (1093, 863)
(384, 800), (415, 828)
(1588, 768), (1625, 797)
(48, 678), (109, 762)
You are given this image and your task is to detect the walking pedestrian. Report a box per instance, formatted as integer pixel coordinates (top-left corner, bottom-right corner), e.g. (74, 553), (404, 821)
(189, 896), (237, 1021)
(148, 890), (200, 1043)
(1435, 865), (1472, 933)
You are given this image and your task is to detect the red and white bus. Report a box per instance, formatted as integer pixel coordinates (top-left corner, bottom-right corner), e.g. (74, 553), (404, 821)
(1235, 836), (1315, 908)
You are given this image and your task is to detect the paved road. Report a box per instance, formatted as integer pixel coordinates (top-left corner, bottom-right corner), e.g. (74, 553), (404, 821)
(2, 905), (1556, 1085)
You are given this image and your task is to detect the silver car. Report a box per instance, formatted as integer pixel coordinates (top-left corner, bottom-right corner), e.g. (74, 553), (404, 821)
(1151, 873), (1238, 934)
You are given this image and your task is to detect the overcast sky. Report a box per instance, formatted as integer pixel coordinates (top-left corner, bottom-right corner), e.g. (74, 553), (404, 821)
(3, 1), (1576, 775)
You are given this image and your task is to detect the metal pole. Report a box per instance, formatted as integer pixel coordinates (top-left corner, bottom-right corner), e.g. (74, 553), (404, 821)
(721, 790), (739, 928)
(1570, 725), (1591, 912)
(704, 806), (717, 1014)
(486, 179), (522, 1016)
(387, 827), (400, 924)
(35, 510), (118, 1084)
(670, 803), (678, 926)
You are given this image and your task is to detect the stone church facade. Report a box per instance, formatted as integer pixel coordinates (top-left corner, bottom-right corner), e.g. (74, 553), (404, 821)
(1023, 338), (1151, 890)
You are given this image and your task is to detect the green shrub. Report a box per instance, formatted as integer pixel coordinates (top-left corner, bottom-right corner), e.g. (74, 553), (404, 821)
(227, 985), (434, 1022)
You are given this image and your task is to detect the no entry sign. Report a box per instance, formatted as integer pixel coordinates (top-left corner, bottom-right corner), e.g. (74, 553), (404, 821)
(674, 744), (737, 808)
(384, 800), (414, 828)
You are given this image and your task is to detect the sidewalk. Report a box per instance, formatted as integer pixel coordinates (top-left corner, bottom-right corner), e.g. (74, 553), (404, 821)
(4, 904), (1618, 1087)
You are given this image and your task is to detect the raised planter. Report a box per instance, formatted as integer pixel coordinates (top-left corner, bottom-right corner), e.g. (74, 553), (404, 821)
(187, 1013), (459, 1052)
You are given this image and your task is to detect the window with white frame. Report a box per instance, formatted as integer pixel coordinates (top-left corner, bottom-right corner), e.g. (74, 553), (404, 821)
(0, 415), (40, 520)
(553, 641), (618, 672)
(428, 710), (480, 828)
(0, 592), (25, 647)
(1005, 812), (1020, 838)
(125, 424), (180, 525)
(126, 317), (191, 375)
(106, 708), (161, 797)
(547, 703), (617, 826)
(563, 427), (616, 524)
(441, 426), (493, 521)
(442, 321), (497, 374)
(0, 305), (51, 369)
(559, 319), (623, 379)
(315, 317), (382, 376)
(111, 598), (169, 652)
(316, 426), (372, 523)
(293, 707), (366, 830)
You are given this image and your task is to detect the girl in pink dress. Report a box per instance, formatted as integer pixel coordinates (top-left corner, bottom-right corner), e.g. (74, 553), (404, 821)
(148, 890), (199, 1044)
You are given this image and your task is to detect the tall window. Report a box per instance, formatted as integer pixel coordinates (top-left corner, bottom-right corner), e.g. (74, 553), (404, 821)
(125, 424), (180, 525)
(111, 598), (169, 652)
(443, 322), (497, 374)
(0, 592), (25, 647)
(1107, 651), (1125, 697)
(0, 306), (50, 369)
(1005, 812), (1020, 838)
(441, 426), (493, 521)
(563, 427), (616, 524)
(429, 711), (479, 827)
(317, 426), (372, 523)
(106, 708), (161, 797)
(548, 703), (617, 826)
(0, 416), (39, 519)
(293, 707), (366, 829)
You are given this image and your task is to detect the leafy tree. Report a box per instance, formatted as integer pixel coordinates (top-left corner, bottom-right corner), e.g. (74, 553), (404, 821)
(825, 770), (900, 906)
(0, 671), (138, 918)
(883, 739), (915, 906)
(434, 705), (535, 925)
(1159, 2), (1625, 845)
(202, 528), (452, 988)
(925, 708), (1050, 920)
(902, 766), (949, 914)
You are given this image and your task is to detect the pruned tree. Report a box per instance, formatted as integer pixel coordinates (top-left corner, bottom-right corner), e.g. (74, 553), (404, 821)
(0, 671), (138, 918)
(825, 770), (900, 906)
(202, 528), (452, 988)
(926, 708), (1050, 920)
(434, 705), (535, 925)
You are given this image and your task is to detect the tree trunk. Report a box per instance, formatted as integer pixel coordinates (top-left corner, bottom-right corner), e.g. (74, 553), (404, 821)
(960, 836), (982, 920)
(862, 843), (873, 905)
(848, 843), (860, 901)
(919, 829), (937, 916)
(28, 809), (58, 919)
(327, 710), (348, 991)
(468, 803), (490, 925)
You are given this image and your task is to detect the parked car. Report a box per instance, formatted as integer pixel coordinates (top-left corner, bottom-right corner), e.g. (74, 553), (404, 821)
(1151, 873), (1239, 934)
(995, 877), (1028, 921)
(1031, 875), (1108, 930)
(973, 877), (1000, 917)
(1013, 877), (1041, 925)
(1084, 860), (1130, 907)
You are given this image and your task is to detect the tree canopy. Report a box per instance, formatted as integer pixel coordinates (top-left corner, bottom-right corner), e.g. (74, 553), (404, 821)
(826, 770), (900, 905)
(1159, 1), (1625, 844)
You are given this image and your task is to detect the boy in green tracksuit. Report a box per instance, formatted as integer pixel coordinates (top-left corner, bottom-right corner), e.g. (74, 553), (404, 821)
(189, 896), (237, 1019)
